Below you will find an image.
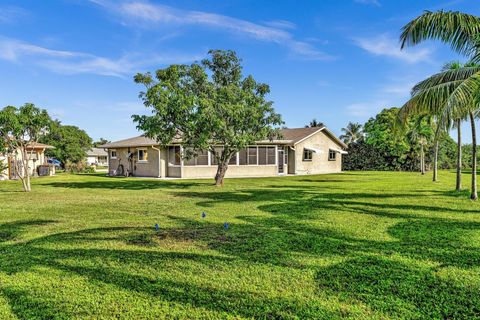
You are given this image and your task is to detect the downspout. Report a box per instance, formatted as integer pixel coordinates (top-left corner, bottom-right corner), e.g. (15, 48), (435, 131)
(151, 145), (161, 178)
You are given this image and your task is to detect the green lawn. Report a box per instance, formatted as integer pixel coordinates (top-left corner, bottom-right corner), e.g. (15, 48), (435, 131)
(1, 171), (480, 319)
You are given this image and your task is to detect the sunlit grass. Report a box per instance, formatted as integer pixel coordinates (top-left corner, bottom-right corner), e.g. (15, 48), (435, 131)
(0, 171), (479, 319)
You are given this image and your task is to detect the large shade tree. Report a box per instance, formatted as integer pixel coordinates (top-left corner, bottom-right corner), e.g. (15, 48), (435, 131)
(0, 103), (52, 192)
(401, 10), (480, 200)
(133, 50), (283, 186)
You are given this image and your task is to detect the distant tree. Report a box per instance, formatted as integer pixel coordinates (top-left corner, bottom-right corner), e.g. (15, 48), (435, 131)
(0, 103), (52, 192)
(342, 140), (388, 171)
(304, 119), (324, 128)
(40, 120), (92, 165)
(406, 115), (433, 175)
(133, 50), (283, 186)
(340, 122), (363, 145)
(364, 108), (411, 170)
(93, 138), (110, 147)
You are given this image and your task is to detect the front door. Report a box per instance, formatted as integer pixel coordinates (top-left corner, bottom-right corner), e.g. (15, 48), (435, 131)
(278, 149), (284, 174)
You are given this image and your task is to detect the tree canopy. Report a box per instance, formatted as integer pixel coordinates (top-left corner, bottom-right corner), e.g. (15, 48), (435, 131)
(133, 50), (283, 186)
(40, 120), (93, 165)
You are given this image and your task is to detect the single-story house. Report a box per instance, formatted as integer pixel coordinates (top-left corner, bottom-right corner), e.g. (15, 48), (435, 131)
(100, 126), (347, 179)
(86, 148), (108, 166)
(1, 143), (55, 180)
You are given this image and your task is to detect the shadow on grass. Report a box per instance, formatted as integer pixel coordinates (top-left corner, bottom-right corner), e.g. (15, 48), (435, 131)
(44, 179), (212, 190)
(2, 176), (480, 318)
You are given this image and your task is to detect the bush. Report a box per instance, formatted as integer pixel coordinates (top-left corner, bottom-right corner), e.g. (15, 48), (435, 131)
(342, 141), (389, 171)
(64, 160), (94, 173)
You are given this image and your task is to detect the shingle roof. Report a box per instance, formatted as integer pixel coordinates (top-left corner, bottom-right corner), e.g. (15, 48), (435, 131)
(279, 127), (324, 143)
(99, 135), (158, 148)
(26, 142), (54, 149)
(101, 126), (347, 149)
(87, 148), (108, 156)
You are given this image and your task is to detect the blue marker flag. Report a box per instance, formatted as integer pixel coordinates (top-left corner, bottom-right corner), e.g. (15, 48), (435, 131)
(155, 223), (159, 231)
(224, 222), (229, 230)
(202, 212), (206, 218)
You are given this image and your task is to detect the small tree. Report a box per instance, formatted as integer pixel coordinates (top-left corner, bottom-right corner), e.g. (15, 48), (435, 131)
(133, 50), (283, 186)
(0, 104), (52, 192)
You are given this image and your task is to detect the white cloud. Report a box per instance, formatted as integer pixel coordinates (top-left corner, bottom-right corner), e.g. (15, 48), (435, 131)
(90, 0), (333, 61)
(0, 37), (201, 77)
(263, 20), (296, 30)
(345, 102), (383, 118)
(0, 6), (28, 24)
(354, 0), (381, 6)
(354, 34), (433, 63)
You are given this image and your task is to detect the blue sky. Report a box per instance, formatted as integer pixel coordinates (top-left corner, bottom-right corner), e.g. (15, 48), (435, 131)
(0, 0), (478, 142)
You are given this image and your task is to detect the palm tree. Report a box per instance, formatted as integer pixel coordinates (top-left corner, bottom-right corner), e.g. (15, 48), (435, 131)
(340, 122), (363, 145)
(399, 62), (473, 186)
(401, 10), (480, 200)
(305, 119), (324, 128)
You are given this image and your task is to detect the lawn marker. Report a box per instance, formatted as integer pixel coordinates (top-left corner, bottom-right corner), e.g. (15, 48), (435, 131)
(224, 222), (229, 230)
(155, 223), (159, 231)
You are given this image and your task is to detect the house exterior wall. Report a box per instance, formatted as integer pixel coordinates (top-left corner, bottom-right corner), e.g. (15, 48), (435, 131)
(2, 148), (52, 180)
(181, 164), (277, 178)
(87, 156), (108, 166)
(293, 131), (343, 175)
(108, 147), (161, 177)
(105, 132), (345, 179)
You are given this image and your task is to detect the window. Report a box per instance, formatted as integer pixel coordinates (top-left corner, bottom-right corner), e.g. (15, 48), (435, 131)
(168, 146), (181, 166)
(239, 148), (247, 165)
(197, 150), (209, 165)
(229, 153), (237, 165)
(329, 150), (337, 161)
(138, 149), (148, 162)
(284, 147), (288, 165)
(184, 149), (209, 166)
(111, 150), (117, 159)
(248, 147), (257, 165)
(303, 149), (313, 161)
(267, 147), (276, 165)
(258, 147), (267, 165)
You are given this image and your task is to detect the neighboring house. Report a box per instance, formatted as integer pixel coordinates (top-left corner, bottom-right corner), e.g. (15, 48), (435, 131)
(1, 143), (55, 180)
(86, 148), (108, 166)
(100, 126), (347, 179)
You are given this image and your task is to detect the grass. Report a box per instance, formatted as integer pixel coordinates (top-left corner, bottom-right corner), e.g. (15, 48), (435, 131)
(0, 171), (480, 319)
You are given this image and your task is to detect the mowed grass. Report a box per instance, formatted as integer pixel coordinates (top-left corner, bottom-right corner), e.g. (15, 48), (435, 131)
(1, 171), (480, 319)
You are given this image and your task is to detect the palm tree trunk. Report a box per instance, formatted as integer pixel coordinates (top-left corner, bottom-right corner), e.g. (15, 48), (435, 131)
(420, 144), (425, 175)
(469, 112), (477, 200)
(433, 140), (439, 181)
(456, 119), (462, 191)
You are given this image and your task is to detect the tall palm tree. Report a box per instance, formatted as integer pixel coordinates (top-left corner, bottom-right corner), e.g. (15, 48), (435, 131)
(400, 62), (472, 185)
(340, 122), (363, 145)
(401, 10), (480, 200)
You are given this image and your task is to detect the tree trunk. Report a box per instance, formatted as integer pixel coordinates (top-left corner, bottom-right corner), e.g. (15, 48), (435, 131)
(470, 112), (477, 200)
(214, 162), (228, 187)
(21, 148), (31, 192)
(433, 140), (439, 181)
(456, 119), (462, 191)
(420, 144), (425, 175)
